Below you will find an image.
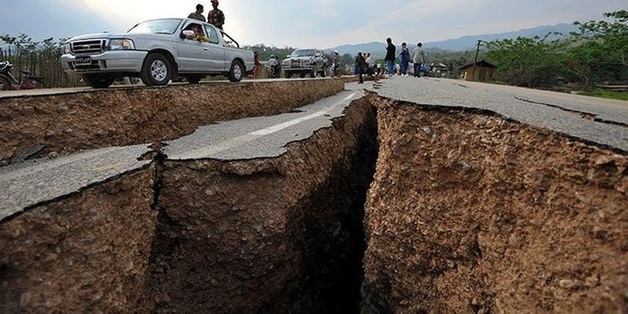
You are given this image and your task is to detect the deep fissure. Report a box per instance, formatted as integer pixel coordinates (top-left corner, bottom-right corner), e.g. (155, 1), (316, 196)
(144, 98), (379, 312)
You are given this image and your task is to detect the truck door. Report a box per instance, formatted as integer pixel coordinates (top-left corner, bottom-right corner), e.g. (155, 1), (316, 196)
(177, 22), (212, 72)
(203, 25), (226, 71)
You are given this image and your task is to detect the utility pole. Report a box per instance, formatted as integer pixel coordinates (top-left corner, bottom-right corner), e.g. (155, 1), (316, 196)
(473, 40), (481, 81)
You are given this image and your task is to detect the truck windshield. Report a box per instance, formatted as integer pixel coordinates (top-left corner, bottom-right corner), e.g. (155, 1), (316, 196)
(291, 49), (316, 57)
(128, 19), (182, 35)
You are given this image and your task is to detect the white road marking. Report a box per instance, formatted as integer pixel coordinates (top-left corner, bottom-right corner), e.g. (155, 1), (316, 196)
(250, 92), (357, 136)
(171, 91), (359, 159)
(250, 111), (327, 136)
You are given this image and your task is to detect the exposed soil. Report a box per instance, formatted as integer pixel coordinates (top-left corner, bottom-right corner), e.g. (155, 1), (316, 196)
(1, 80), (626, 313)
(0, 95), (378, 313)
(149, 98), (377, 313)
(0, 79), (345, 165)
(0, 167), (156, 313)
(362, 93), (627, 313)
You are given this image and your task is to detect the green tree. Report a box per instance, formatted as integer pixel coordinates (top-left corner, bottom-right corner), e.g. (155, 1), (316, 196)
(486, 34), (568, 87)
(244, 44), (295, 63)
(340, 53), (353, 66)
(568, 10), (628, 83)
(573, 10), (628, 66)
(1, 33), (76, 88)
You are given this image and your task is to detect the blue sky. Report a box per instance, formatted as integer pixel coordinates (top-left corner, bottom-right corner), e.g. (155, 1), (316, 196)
(0, 0), (625, 49)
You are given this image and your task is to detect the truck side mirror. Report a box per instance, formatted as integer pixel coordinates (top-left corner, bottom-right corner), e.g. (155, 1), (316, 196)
(181, 30), (195, 39)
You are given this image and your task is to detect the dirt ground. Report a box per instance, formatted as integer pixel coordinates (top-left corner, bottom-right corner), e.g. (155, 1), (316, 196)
(0, 95), (377, 313)
(0, 168), (156, 312)
(149, 98), (377, 313)
(0, 80), (345, 165)
(362, 94), (627, 313)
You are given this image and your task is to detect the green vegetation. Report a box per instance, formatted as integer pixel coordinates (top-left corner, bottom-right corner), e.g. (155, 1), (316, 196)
(243, 44), (295, 62)
(1, 34), (80, 87)
(484, 10), (627, 88)
(581, 88), (628, 101)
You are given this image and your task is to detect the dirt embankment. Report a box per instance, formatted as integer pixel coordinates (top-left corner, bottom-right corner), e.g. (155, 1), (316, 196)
(0, 97), (378, 313)
(0, 167), (156, 312)
(362, 93), (627, 313)
(0, 80), (344, 165)
(150, 98), (377, 313)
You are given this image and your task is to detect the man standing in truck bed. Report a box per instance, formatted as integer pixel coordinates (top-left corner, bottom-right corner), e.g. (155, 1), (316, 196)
(207, 0), (225, 30)
(188, 4), (206, 22)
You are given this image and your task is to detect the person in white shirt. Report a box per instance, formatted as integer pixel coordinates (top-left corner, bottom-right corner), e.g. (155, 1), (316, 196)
(412, 42), (426, 77)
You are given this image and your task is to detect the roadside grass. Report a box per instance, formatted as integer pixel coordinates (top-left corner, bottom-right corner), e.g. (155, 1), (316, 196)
(580, 89), (628, 101)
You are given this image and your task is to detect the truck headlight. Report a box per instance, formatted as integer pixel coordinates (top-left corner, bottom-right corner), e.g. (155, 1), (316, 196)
(63, 43), (71, 54)
(108, 39), (135, 50)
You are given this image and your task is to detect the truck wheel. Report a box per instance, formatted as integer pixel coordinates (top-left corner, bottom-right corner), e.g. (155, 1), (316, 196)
(0, 76), (10, 90)
(285, 71), (293, 78)
(320, 65), (327, 78)
(140, 53), (172, 86)
(83, 74), (115, 88)
(227, 60), (244, 82)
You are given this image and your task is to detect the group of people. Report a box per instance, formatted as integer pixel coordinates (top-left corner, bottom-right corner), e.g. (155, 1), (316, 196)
(354, 52), (372, 83)
(352, 37), (426, 83)
(185, 4), (430, 81)
(188, 1), (225, 29)
(184, 1), (225, 43)
(385, 37), (426, 77)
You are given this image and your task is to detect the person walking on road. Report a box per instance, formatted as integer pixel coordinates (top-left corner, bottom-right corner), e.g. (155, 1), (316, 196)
(207, 0), (225, 30)
(188, 4), (207, 22)
(385, 37), (396, 77)
(399, 42), (410, 76)
(253, 51), (261, 78)
(332, 51), (340, 77)
(357, 52), (367, 84)
(365, 53), (372, 75)
(412, 42), (426, 77)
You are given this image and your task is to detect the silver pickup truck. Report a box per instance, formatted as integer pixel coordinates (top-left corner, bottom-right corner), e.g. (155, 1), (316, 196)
(61, 18), (254, 88)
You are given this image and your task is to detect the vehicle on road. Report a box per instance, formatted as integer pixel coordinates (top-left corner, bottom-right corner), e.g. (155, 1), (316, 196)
(281, 48), (327, 78)
(266, 55), (281, 79)
(0, 61), (47, 90)
(407, 62), (432, 76)
(61, 18), (254, 88)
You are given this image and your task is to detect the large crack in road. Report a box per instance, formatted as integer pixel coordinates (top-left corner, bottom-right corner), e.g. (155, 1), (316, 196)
(1, 78), (626, 313)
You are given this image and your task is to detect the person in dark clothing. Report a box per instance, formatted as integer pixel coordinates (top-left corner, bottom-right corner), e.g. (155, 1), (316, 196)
(357, 52), (367, 84)
(385, 37), (396, 76)
(399, 42), (410, 76)
(207, 0), (225, 30)
(188, 4), (206, 22)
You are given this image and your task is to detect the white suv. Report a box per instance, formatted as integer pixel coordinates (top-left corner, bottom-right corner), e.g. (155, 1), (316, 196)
(281, 48), (328, 78)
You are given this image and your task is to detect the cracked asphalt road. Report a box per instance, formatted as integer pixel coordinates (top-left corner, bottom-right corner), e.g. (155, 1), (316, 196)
(369, 77), (628, 152)
(1, 78), (626, 221)
(0, 82), (367, 221)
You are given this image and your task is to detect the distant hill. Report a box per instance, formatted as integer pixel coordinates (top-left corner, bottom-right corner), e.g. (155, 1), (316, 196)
(428, 23), (579, 51)
(326, 23), (580, 58)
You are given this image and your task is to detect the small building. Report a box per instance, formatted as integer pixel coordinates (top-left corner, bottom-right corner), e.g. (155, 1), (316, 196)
(460, 60), (497, 82)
